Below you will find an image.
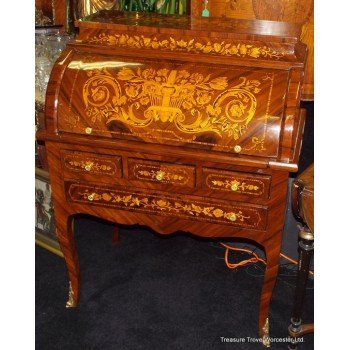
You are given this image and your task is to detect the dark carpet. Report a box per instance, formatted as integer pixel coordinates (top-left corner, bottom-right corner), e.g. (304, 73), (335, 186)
(36, 218), (313, 350)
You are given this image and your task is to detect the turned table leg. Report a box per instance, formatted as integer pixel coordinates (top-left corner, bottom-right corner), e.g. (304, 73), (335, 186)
(55, 206), (80, 308)
(288, 227), (314, 349)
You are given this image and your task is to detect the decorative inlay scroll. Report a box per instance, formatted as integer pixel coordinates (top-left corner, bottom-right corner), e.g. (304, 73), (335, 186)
(133, 163), (190, 185)
(63, 154), (118, 175)
(67, 183), (265, 229)
(138, 168), (184, 183)
(87, 33), (285, 60)
(138, 169), (184, 182)
(64, 114), (80, 128)
(83, 67), (261, 141)
(243, 73), (275, 153)
(203, 169), (271, 198)
(209, 177), (263, 195)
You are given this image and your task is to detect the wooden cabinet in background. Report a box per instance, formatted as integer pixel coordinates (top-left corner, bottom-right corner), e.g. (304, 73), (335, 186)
(191, 0), (314, 100)
(35, 0), (70, 31)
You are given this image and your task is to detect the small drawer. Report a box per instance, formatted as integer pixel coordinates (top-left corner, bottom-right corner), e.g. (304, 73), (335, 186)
(203, 168), (271, 200)
(66, 182), (267, 230)
(61, 150), (122, 180)
(128, 158), (195, 189)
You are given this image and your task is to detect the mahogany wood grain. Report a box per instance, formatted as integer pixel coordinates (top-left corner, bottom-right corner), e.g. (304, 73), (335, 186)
(38, 12), (306, 344)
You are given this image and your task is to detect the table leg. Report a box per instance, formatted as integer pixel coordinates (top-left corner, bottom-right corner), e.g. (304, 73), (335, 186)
(288, 227), (314, 349)
(55, 205), (80, 308)
(259, 236), (282, 347)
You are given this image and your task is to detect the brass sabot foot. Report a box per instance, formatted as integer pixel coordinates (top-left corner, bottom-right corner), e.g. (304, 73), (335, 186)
(262, 318), (270, 347)
(65, 282), (77, 308)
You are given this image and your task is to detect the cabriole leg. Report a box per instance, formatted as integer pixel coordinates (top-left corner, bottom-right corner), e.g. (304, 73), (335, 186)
(55, 204), (80, 308)
(258, 238), (282, 348)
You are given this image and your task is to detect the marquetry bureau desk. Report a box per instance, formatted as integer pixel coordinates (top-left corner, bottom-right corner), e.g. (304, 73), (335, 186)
(36, 10), (307, 347)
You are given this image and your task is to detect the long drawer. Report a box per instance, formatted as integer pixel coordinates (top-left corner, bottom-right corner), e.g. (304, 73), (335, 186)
(65, 182), (268, 230)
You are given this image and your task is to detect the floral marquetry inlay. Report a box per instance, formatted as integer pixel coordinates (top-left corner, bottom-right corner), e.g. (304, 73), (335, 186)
(63, 154), (118, 175)
(67, 184), (265, 229)
(132, 163), (191, 185)
(211, 179), (261, 193)
(138, 169), (185, 182)
(206, 173), (266, 196)
(87, 33), (285, 60)
(82, 67), (261, 141)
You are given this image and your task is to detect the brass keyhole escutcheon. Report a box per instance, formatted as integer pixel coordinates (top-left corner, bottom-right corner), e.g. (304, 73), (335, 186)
(85, 127), (92, 134)
(87, 193), (95, 201)
(228, 213), (237, 222)
(155, 171), (165, 181)
(234, 145), (242, 153)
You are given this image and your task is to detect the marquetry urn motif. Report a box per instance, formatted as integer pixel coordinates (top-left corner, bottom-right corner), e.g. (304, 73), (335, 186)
(57, 55), (289, 157)
(83, 66), (261, 136)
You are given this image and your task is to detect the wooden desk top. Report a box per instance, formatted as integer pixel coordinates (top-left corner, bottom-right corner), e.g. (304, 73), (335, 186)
(79, 10), (301, 39)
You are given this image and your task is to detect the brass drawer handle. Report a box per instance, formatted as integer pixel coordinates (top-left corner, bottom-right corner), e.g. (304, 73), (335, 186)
(85, 127), (92, 134)
(84, 162), (94, 171)
(87, 193), (95, 201)
(234, 145), (241, 153)
(228, 213), (237, 222)
(155, 170), (165, 181)
(231, 183), (239, 192)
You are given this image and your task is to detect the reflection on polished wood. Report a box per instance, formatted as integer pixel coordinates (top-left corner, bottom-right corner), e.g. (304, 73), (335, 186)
(191, 0), (314, 100)
(76, 0), (119, 18)
(37, 11), (307, 345)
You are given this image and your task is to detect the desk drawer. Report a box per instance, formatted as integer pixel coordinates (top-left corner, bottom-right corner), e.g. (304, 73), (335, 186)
(66, 182), (267, 230)
(61, 150), (122, 181)
(128, 158), (195, 189)
(203, 168), (271, 200)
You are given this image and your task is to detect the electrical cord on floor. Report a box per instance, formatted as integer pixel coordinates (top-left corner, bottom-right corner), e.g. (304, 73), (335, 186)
(220, 242), (266, 269)
(216, 242), (314, 290)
